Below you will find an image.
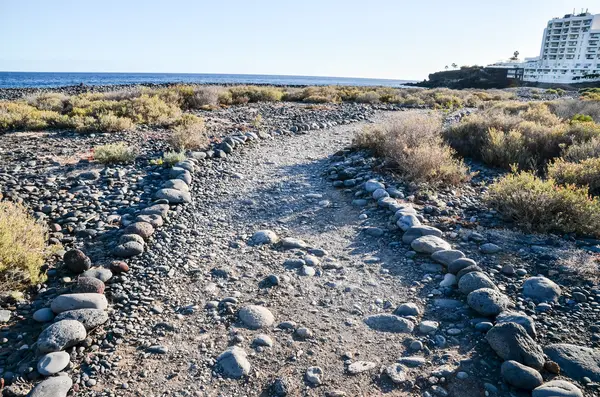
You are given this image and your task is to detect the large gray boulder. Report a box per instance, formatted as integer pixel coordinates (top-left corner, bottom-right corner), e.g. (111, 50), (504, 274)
(51, 293), (108, 314)
(29, 375), (73, 397)
(496, 311), (536, 338)
(364, 314), (414, 333)
(37, 320), (87, 353)
(544, 344), (600, 382)
(467, 288), (511, 316)
(216, 346), (250, 378)
(532, 380), (583, 397)
(486, 322), (545, 369)
(522, 276), (561, 302)
(54, 309), (109, 331)
(501, 360), (543, 390)
(411, 235), (451, 254)
(458, 272), (497, 295)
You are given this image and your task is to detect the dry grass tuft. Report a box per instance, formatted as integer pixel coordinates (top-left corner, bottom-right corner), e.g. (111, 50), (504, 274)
(93, 142), (138, 164)
(168, 114), (208, 151)
(0, 202), (49, 290)
(486, 169), (600, 236)
(354, 113), (470, 185)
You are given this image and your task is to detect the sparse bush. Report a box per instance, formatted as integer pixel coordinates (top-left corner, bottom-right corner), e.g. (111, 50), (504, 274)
(487, 169), (600, 236)
(124, 94), (182, 125)
(562, 137), (600, 162)
(227, 86), (284, 104)
(548, 157), (600, 196)
(27, 92), (69, 112)
(355, 91), (380, 104)
(96, 113), (135, 132)
(93, 142), (137, 164)
(444, 101), (600, 170)
(0, 202), (49, 289)
(547, 99), (600, 122)
(162, 151), (186, 166)
(181, 86), (221, 109)
(354, 113), (469, 185)
(168, 114), (208, 151)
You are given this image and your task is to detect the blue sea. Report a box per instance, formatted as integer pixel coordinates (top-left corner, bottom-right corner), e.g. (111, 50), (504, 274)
(0, 72), (414, 89)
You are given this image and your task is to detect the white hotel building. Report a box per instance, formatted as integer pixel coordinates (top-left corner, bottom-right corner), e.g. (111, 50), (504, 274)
(490, 12), (600, 84)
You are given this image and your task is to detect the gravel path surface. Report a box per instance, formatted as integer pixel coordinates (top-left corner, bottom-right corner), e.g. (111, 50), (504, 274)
(85, 112), (436, 396)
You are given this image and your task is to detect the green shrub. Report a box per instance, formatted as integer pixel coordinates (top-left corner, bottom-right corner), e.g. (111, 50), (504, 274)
(572, 114), (594, 123)
(353, 113), (469, 185)
(487, 169), (600, 236)
(179, 86), (221, 109)
(162, 151), (186, 166)
(0, 202), (49, 289)
(96, 113), (135, 132)
(227, 86), (284, 104)
(168, 114), (208, 151)
(547, 99), (600, 122)
(124, 94), (182, 125)
(548, 157), (600, 196)
(444, 102), (600, 170)
(93, 142), (137, 164)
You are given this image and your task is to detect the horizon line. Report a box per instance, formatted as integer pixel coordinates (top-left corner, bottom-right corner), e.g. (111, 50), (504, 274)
(0, 70), (416, 82)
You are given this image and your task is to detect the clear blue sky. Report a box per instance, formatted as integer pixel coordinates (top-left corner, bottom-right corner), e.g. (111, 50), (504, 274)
(0, 0), (593, 80)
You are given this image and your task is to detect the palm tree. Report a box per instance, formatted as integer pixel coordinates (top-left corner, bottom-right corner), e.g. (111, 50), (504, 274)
(510, 51), (520, 61)
(445, 65), (449, 70)
(451, 63), (458, 69)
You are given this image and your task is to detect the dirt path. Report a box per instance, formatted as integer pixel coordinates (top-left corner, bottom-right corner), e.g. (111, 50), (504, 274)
(89, 112), (453, 397)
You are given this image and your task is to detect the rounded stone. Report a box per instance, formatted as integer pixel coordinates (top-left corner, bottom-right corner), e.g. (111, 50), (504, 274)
(448, 258), (477, 275)
(73, 277), (105, 294)
(113, 241), (144, 257)
(532, 380), (583, 397)
(110, 261), (129, 273)
(54, 309), (109, 331)
(119, 233), (145, 245)
(239, 305), (275, 329)
(305, 366), (324, 385)
(63, 249), (91, 274)
(364, 314), (414, 333)
(394, 303), (421, 317)
(431, 250), (465, 266)
(411, 235), (451, 254)
(51, 293), (108, 314)
(28, 375), (73, 397)
(37, 351), (71, 376)
(386, 363), (407, 384)
(501, 360), (543, 390)
(37, 320), (87, 353)
(123, 221), (155, 239)
(458, 272), (497, 295)
(154, 188), (192, 204)
(523, 276), (562, 303)
(216, 347), (250, 378)
(486, 322), (545, 370)
(252, 230), (279, 245)
(467, 288), (511, 316)
(80, 267), (112, 282)
(33, 308), (55, 323)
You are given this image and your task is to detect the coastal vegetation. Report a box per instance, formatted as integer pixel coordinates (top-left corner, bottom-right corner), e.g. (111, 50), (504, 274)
(353, 113), (470, 185)
(93, 142), (138, 164)
(0, 202), (50, 290)
(0, 85), (515, 134)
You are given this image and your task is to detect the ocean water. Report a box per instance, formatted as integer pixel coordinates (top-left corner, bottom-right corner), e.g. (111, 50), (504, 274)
(0, 72), (414, 89)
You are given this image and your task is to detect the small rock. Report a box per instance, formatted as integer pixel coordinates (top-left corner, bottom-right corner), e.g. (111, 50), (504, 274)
(501, 360), (543, 390)
(348, 361), (376, 374)
(239, 305), (275, 329)
(63, 249), (91, 273)
(532, 380), (583, 397)
(306, 366), (324, 385)
(216, 347), (251, 378)
(28, 375), (73, 397)
(37, 351), (71, 376)
(37, 320), (87, 353)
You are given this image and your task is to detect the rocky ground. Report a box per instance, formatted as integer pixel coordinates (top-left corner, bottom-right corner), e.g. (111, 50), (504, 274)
(1, 102), (600, 397)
